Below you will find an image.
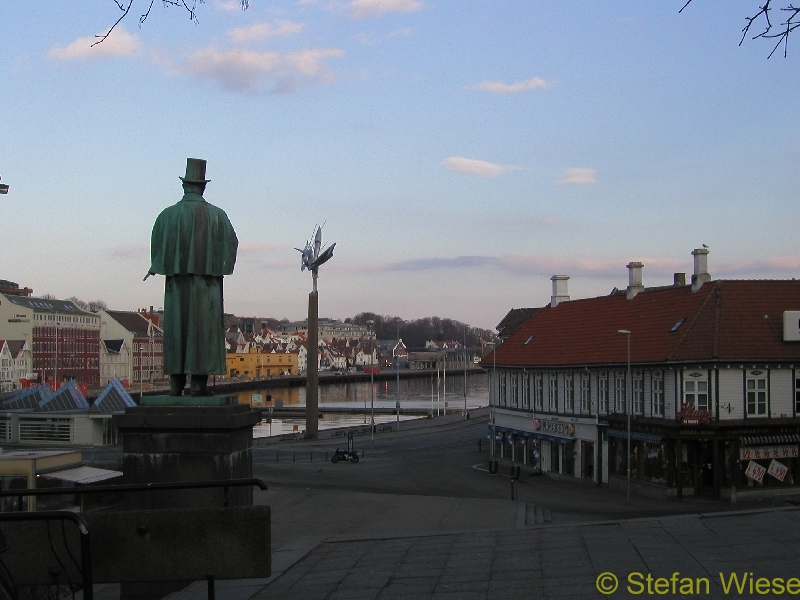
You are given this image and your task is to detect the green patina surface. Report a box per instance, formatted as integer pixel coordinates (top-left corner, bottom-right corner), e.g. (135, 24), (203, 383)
(140, 395), (239, 407)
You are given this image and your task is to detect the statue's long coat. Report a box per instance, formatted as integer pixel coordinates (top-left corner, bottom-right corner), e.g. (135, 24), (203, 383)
(149, 193), (237, 375)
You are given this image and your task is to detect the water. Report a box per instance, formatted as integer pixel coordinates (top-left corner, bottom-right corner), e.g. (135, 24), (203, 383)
(238, 372), (489, 436)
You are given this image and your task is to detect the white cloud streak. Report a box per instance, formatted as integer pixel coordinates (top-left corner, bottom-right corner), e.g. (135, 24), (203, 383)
(476, 77), (552, 94)
(179, 46), (344, 93)
(229, 20), (305, 44)
(442, 157), (520, 177)
(555, 168), (597, 185)
(48, 26), (141, 60)
(349, 0), (422, 18)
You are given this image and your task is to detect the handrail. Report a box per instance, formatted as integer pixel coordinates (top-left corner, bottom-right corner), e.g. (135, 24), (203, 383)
(0, 511), (93, 600)
(0, 478), (268, 510)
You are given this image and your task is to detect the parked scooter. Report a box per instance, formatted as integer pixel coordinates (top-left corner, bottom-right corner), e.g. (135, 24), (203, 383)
(331, 448), (359, 463)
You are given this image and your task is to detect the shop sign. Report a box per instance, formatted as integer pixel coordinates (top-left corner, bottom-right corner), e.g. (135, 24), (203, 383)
(768, 460), (789, 482)
(744, 460), (766, 483)
(675, 403), (713, 425)
(533, 419), (574, 436)
(740, 445), (799, 461)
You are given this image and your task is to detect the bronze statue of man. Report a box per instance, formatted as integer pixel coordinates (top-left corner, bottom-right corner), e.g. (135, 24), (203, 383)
(147, 158), (238, 396)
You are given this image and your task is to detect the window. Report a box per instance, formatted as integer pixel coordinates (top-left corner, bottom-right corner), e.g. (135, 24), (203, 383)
(549, 374), (558, 411)
(499, 372), (507, 407)
(511, 373), (519, 408)
(534, 374), (543, 410)
(615, 374), (626, 413)
(633, 374), (644, 414)
(522, 372), (530, 409)
(599, 376), (608, 413)
(565, 376), (574, 412)
(652, 375), (664, 416)
(796, 377), (800, 415)
(581, 375), (591, 412)
(746, 375), (767, 416)
(684, 379), (709, 411)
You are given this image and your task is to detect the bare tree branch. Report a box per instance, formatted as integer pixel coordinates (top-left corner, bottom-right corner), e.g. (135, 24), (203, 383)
(93, 0), (249, 46)
(681, 0), (799, 57)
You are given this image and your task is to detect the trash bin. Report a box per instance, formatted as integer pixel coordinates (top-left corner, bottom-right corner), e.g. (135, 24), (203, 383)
(489, 460), (498, 474)
(511, 464), (520, 480)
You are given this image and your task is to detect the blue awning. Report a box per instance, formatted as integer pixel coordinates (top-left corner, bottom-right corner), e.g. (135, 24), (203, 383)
(488, 425), (575, 445)
(607, 428), (663, 444)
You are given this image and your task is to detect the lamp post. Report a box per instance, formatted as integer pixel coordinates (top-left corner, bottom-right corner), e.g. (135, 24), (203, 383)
(487, 341), (497, 465)
(139, 343), (144, 401)
(395, 324), (400, 430)
(617, 329), (632, 505)
(463, 327), (467, 416)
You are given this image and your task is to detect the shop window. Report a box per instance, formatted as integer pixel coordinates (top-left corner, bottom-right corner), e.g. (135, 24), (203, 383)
(746, 375), (767, 415)
(565, 376), (574, 412)
(581, 375), (591, 412)
(685, 379), (709, 410)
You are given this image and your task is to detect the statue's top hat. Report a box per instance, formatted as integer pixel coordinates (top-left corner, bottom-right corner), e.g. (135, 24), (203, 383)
(179, 158), (211, 184)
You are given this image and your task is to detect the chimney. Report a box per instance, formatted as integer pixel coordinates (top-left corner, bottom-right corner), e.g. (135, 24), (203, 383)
(550, 275), (570, 308)
(673, 273), (686, 286)
(626, 262), (644, 299)
(691, 248), (711, 292)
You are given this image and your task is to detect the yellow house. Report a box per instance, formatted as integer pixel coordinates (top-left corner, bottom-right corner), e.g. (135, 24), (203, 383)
(227, 348), (297, 378)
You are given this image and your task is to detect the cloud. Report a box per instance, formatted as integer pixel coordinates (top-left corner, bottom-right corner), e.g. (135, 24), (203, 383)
(109, 245), (149, 259)
(48, 26), (141, 60)
(555, 168), (597, 185)
(497, 216), (561, 232)
(229, 20), (305, 44)
(349, 0), (422, 18)
(238, 242), (287, 253)
(476, 77), (552, 94)
(179, 46), (344, 93)
(716, 256), (800, 275)
(215, 0), (245, 10)
(353, 26), (412, 45)
(442, 157), (520, 177)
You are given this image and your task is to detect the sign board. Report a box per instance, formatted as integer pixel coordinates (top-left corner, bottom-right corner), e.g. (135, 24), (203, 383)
(533, 419), (575, 436)
(251, 393), (263, 404)
(740, 445), (799, 461)
(744, 460), (766, 483)
(675, 403), (712, 425)
(768, 460), (789, 482)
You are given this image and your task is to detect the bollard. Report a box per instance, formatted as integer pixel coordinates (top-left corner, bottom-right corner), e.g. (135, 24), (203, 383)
(293, 453), (296, 462)
(489, 460), (498, 474)
(310, 451), (313, 462)
(325, 450), (328, 461)
(511, 480), (516, 501)
(512, 464), (520, 480)
(276, 451), (279, 463)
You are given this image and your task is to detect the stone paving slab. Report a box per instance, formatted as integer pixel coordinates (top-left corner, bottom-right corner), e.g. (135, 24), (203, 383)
(244, 507), (800, 600)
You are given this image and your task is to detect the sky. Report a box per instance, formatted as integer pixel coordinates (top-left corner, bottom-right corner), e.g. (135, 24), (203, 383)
(1, 1), (799, 331)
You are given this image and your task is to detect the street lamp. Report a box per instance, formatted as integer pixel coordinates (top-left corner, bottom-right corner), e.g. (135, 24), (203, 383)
(0, 175), (9, 195)
(486, 341), (497, 472)
(617, 329), (632, 506)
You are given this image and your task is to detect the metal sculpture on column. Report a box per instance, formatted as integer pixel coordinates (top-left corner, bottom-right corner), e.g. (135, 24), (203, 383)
(296, 225), (335, 439)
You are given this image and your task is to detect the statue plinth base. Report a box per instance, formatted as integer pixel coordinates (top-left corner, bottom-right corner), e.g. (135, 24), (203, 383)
(139, 394), (238, 407)
(113, 403), (261, 510)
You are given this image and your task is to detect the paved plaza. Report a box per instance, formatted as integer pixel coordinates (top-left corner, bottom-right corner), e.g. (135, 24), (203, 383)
(157, 410), (800, 600)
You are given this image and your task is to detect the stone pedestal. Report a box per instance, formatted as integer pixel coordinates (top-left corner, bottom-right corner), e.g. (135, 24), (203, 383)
(113, 400), (262, 509)
(113, 401), (262, 600)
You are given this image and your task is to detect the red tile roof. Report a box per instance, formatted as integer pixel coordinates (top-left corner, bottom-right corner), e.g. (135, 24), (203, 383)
(483, 280), (800, 368)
